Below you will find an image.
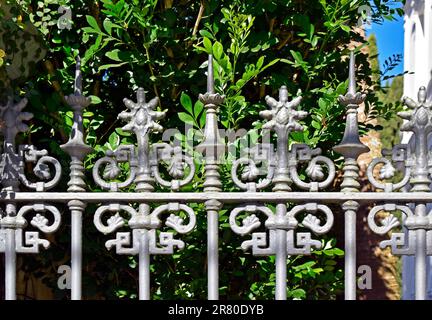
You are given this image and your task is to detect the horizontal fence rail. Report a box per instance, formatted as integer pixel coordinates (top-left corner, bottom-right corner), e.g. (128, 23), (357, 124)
(2, 191), (432, 203)
(0, 51), (431, 300)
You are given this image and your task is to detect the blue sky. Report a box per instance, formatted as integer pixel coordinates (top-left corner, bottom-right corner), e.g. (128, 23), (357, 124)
(366, 10), (405, 78)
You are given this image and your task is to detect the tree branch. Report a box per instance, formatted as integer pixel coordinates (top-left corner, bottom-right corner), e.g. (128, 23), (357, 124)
(192, 1), (205, 37)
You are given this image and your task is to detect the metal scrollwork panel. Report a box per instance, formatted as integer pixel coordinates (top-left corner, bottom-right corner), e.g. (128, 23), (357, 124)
(367, 144), (412, 192)
(367, 203), (416, 255)
(94, 203), (196, 256)
(92, 87), (195, 192)
(0, 98), (62, 192)
(254, 85), (336, 192)
(229, 203), (334, 256)
(18, 145), (62, 191)
(289, 144), (336, 192)
(0, 203), (61, 253)
(151, 143), (196, 191)
(286, 230), (321, 255)
(92, 145), (138, 191)
(231, 144), (276, 192)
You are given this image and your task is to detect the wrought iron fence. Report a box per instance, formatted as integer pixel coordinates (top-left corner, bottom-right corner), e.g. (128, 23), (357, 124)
(0, 51), (430, 300)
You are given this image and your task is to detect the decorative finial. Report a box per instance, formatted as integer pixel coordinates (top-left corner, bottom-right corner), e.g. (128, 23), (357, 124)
(0, 98), (33, 145)
(119, 88), (165, 135)
(279, 85), (289, 103)
(333, 50), (369, 159)
(198, 55), (224, 107)
(399, 86), (432, 131)
(348, 50), (356, 96)
(66, 55), (91, 111)
(207, 54), (215, 94)
(261, 87), (306, 133)
(137, 88), (146, 104)
(74, 55), (82, 96)
(338, 51), (366, 107)
(196, 55), (225, 158)
(418, 86), (427, 104)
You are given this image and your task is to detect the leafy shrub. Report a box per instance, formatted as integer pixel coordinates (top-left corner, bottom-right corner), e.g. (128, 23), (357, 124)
(0, 0), (403, 299)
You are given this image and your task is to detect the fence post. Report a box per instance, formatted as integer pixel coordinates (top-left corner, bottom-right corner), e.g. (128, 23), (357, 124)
(333, 51), (369, 300)
(125, 87), (160, 300)
(60, 56), (92, 300)
(266, 85), (301, 300)
(0, 95), (32, 299)
(262, 85), (308, 300)
(400, 86), (432, 300)
(197, 55), (224, 300)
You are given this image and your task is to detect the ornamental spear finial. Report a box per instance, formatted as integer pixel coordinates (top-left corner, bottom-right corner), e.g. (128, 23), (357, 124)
(74, 55), (82, 96)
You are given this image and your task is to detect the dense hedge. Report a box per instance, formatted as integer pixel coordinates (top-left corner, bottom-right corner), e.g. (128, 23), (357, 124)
(0, 0), (403, 299)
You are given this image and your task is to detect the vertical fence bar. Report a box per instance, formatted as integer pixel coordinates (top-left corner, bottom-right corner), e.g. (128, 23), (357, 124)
(111, 86), (162, 300)
(207, 206), (219, 300)
(1, 95), (32, 300)
(4, 200), (18, 300)
(275, 204), (287, 300)
(135, 137), (153, 300)
(198, 55), (224, 300)
(343, 201), (357, 300)
(70, 205), (82, 299)
(404, 86), (432, 300)
(270, 85), (294, 300)
(133, 93), (157, 300)
(61, 56), (92, 300)
(400, 86), (432, 300)
(4, 226), (16, 300)
(415, 218), (427, 300)
(333, 51), (369, 300)
(139, 228), (150, 300)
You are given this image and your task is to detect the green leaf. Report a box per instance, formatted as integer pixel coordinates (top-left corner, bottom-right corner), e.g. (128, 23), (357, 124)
(199, 110), (206, 128)
(180, 93), (193, 115)
(106, 49), (122, 62)
(86, 15), (102, 33)
(203, 37), (213, 54)
(178, 112), (195, 125)
(290, 50), (304, 64)
(213, 41), (223, 60)
(194, 100), (204, 118)
(83, 34), (103, 65)
(115, 128), (132, 137)
(108, 132), (120, 149)
(256, 56), (265, 70)
(82, 27), (100, 34)
(98, 62), (128, 71)
(332, 248), (344, 256)
(340, 24), (351, 32)
(89, 95), (102, 104)
(311, 120), (321, 130)
(288, 288), (306, 299)
(103, 19), (114, 35)
(199, 30), (213, 40)
(263, 58), (280, 70)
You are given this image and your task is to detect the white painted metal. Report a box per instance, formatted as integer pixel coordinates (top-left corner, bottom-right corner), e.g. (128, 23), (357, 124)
(1, 52), (431, 302)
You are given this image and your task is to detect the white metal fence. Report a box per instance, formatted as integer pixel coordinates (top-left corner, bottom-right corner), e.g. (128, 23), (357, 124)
(0, 52), (430, 300)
